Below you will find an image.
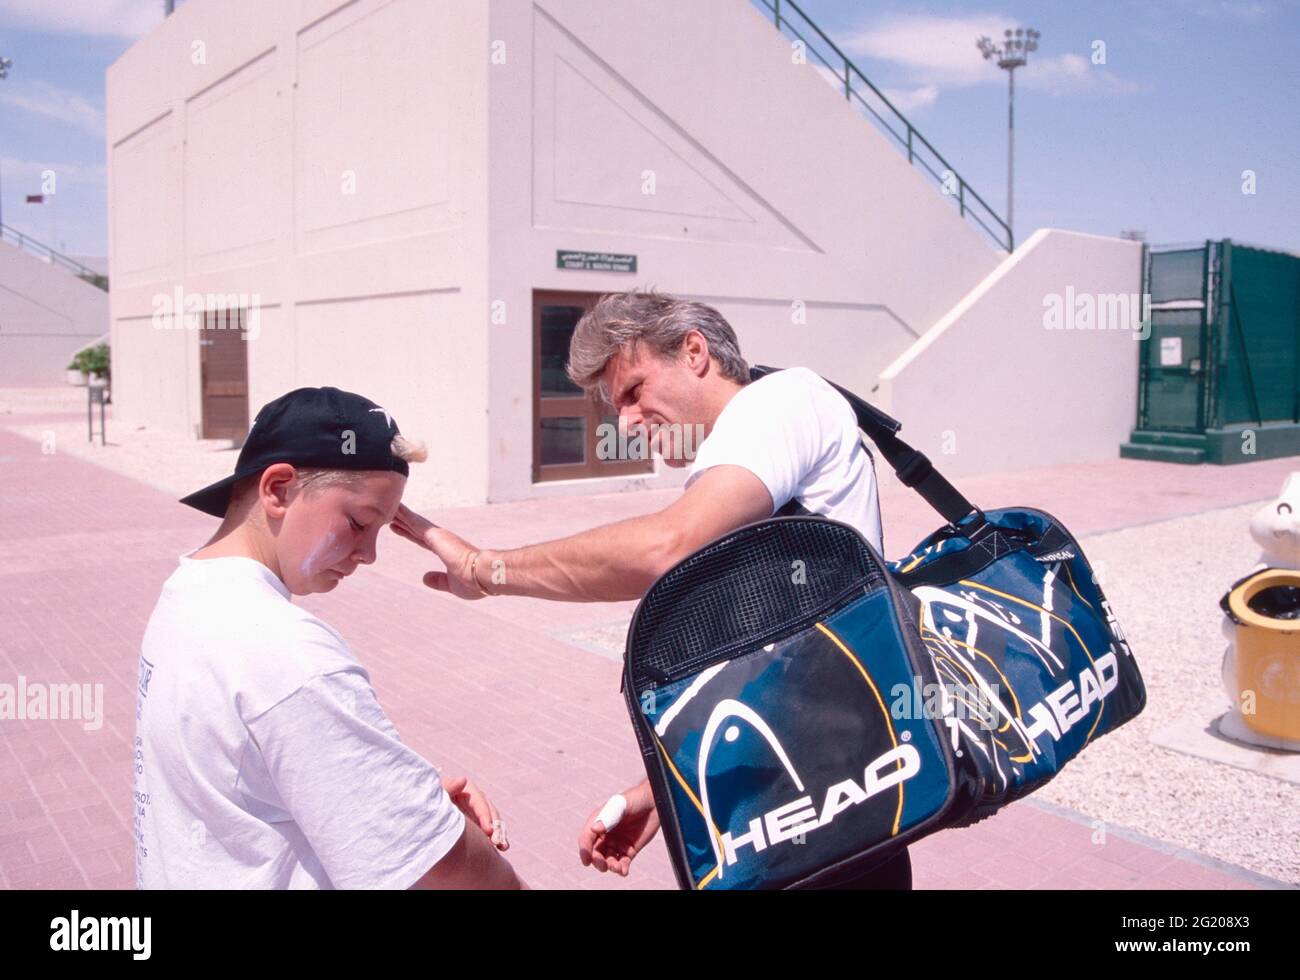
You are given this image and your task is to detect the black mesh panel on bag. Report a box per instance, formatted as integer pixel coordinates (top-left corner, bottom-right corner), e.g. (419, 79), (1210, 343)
(628, 518), (886, 688)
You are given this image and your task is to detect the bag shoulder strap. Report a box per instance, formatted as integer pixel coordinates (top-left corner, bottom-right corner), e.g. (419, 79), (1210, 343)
(751, 364), (984, 533)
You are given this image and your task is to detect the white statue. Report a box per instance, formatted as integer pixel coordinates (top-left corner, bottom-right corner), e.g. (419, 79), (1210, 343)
(1219, 471), (1300, 751)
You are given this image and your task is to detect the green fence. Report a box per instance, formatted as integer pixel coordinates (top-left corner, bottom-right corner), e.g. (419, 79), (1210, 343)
(1220, 244), (1300, 426)
(1127, 239), (1300, 464)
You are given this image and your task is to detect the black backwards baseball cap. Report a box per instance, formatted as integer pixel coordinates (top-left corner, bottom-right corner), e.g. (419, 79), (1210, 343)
(179, 387), (410, 517)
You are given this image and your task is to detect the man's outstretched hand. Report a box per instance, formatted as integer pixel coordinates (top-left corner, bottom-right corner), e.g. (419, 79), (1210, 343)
(578, 779), (661, 877)
(391, 504), (488, 600)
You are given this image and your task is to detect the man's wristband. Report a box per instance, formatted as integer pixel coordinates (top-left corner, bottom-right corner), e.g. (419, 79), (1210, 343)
(469, 551), (495, 597)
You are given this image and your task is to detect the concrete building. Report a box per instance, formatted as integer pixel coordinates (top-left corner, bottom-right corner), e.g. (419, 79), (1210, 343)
(106, 0), (1141, 504)
(0, 236), (109, 386)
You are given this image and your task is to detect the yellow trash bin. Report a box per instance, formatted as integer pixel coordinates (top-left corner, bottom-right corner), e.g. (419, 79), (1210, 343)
(1220, 568), (1300, 742)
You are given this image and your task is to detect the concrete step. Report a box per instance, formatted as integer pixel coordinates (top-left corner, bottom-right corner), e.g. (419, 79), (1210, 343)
(1125, 429), (1208, 448)
(1119, 442), (1207, 464)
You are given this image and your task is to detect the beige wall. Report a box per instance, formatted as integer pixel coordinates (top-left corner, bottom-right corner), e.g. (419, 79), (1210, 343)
(107, 0), (492, 505)
(0, 242), (108, 385)
(110, 0), (1032, 504)
(876, 229), (1144, 477)
(482, 0), (1002, 501)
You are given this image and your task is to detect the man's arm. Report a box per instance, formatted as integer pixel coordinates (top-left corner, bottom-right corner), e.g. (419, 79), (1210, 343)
(393, 464), (774, 603)
(409, 820), (527, 889)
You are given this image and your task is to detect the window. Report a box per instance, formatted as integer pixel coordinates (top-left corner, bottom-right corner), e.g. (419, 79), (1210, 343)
(532, 291), (655, 482)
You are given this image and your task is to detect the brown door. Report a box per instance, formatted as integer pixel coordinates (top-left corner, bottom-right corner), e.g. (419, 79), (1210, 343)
(200, 307), (250, 440)
(533, 290), (655, 482)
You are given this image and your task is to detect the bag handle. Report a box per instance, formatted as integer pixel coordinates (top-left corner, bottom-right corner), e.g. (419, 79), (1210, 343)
(751, 365), (985, 534)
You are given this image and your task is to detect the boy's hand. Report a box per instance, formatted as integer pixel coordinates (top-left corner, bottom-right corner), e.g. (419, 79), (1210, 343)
(391, 504), (488, 600)
(442, 774), (509, 850)
(578, 779), (660, 876)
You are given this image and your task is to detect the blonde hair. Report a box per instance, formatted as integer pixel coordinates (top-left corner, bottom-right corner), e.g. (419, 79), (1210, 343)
(295, 433), (427, 491)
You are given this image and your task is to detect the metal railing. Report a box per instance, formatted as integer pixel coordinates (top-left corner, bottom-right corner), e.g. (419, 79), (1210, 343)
(753, 0), (1013, 251)
(0, 222), (109, 290)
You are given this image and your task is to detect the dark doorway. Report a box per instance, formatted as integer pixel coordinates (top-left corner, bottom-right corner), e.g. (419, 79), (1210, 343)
(200, 307), (250, 440)
(533, 291), (655, 482)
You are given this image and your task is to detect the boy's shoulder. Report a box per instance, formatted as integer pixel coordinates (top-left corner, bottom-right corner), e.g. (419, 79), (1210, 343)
(143, 557), (363, 718)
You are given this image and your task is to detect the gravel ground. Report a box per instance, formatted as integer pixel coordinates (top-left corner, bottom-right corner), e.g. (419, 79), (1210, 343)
(0, 385), (90, 417)
(1036, 501), (1299, 884)
(5, 416), (242, 501)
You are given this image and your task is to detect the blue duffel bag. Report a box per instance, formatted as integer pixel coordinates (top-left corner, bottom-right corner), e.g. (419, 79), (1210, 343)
(621, 367), (1147, 890)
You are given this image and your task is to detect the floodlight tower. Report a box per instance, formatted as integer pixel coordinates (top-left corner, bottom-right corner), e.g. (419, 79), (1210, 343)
(976, 28), (1040, 244)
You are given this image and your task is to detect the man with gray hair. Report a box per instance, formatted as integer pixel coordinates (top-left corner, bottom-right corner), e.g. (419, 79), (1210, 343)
(393, 289), (907, 889)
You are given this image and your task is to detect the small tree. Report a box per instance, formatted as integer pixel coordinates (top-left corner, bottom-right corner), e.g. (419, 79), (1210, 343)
(70, 343), (110, 382)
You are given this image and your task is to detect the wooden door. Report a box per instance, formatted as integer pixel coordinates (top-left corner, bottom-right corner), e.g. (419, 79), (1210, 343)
(533, 290), (654, 482)
(200, 307), (250, 440)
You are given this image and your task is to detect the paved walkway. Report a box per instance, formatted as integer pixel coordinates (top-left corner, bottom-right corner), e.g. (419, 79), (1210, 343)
(0, 413), (1295, 889)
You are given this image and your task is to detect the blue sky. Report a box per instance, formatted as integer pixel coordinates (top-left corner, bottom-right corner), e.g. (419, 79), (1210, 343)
(0, 0), (1297, 257)
(794, 0), (1300, 250)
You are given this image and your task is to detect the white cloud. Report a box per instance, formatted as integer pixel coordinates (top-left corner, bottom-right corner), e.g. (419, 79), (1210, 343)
(882, 85), (939, 113)
(840, 12), (1023, 87)
(811, 65), (939, 117)
(1020, 53), (1142, 96)
(0, 0), (164, 39)
(0, 80), (104, 138)
(836, 12), (1141, 99)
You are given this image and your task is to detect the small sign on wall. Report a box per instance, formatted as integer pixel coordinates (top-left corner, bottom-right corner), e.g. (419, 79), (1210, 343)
(557, 250), (637, 273)
(1159, 336), (1183, 367)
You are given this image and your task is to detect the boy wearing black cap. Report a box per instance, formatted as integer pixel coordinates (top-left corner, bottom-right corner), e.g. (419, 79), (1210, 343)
(134, 387), (524, 889)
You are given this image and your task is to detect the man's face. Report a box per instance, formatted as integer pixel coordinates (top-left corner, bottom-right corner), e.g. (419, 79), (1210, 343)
(602, 340), (706, 468)
(276, 470), (406, 595)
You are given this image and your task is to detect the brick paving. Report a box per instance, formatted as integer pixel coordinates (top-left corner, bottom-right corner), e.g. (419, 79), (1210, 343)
(1, 415), (1295, 890)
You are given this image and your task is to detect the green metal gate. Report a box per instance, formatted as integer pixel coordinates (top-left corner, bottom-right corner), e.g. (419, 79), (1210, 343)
(1124, 239), (1300, 464)
(1138, 245), (1211, 433)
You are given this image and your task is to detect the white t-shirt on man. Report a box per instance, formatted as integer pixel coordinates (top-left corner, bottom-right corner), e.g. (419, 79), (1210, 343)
(685, 366), (884, 551)
(133, 553), (465, 889)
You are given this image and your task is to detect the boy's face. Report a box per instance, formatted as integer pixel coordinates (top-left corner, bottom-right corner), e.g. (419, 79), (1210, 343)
(277, 471), (407, 595)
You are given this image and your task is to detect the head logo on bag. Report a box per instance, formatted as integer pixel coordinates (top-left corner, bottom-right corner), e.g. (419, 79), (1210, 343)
(678, 696), (922, 879)
(635, 577), (954, 891)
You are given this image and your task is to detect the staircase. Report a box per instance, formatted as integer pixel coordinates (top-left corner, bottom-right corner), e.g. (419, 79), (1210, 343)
(0, 223), (108, 291)
(751, 0), (1012, 251)
(1120, 430), (1208, 464)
